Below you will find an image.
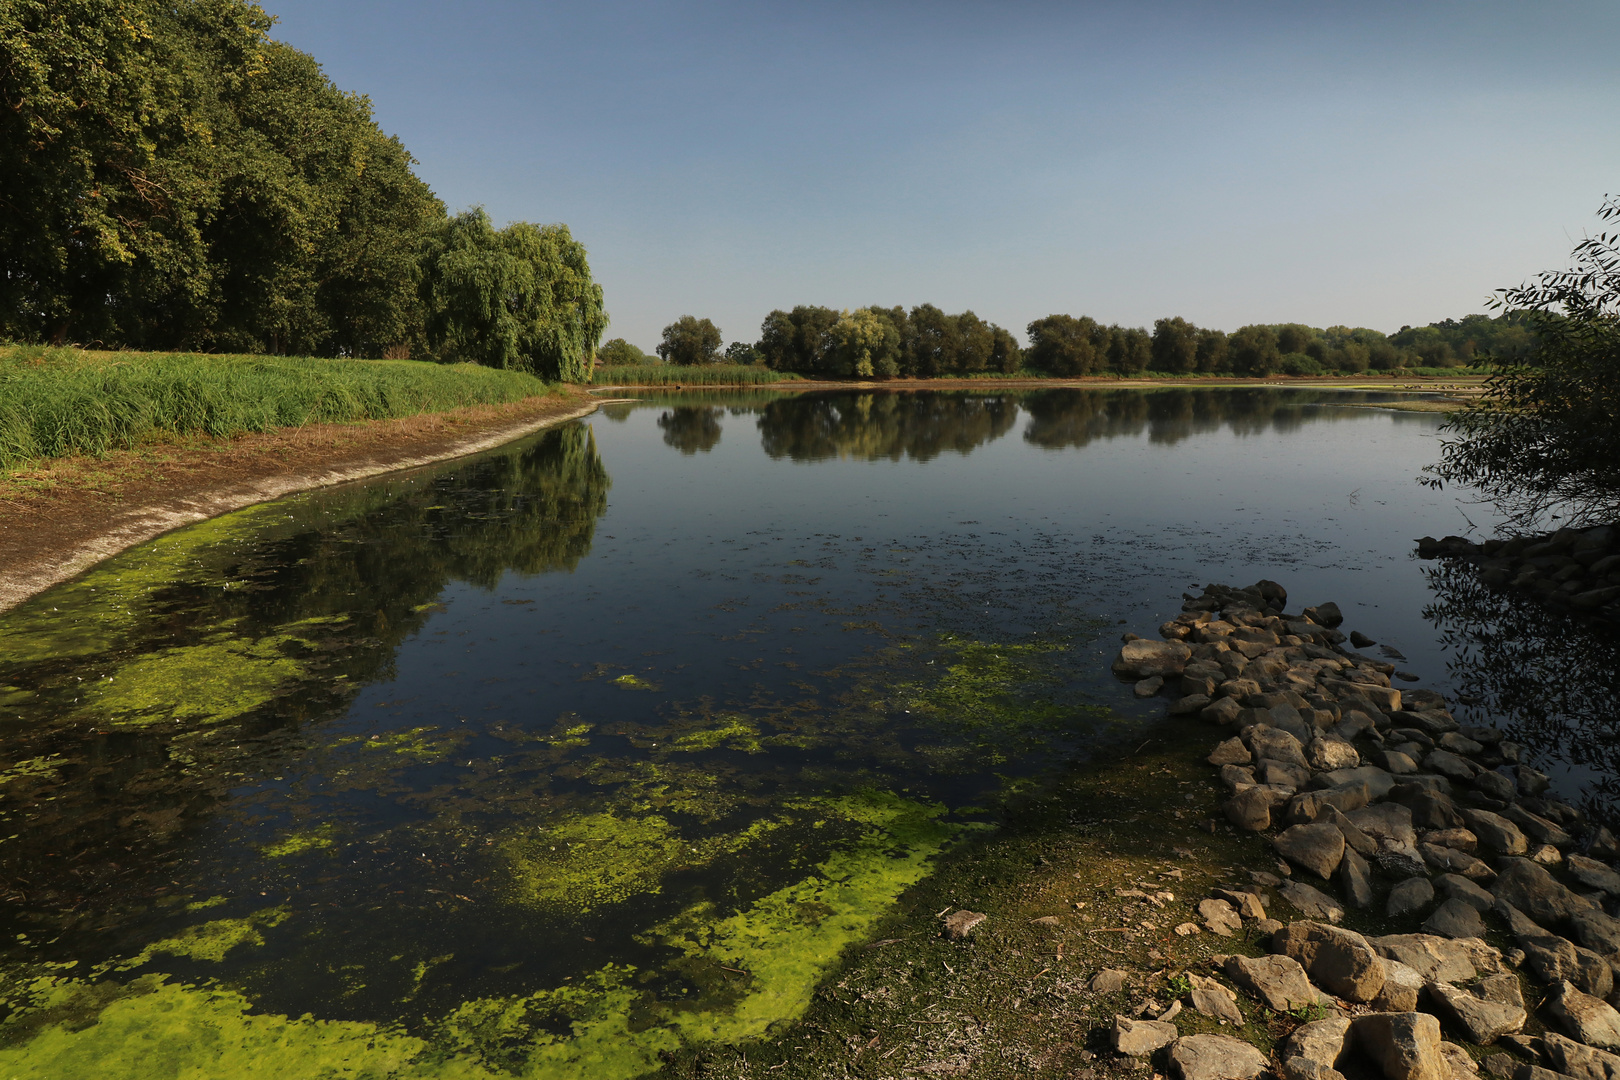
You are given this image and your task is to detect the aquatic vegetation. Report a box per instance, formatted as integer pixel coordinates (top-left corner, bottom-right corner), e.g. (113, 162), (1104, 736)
(500, 813), (690, 913)
(263, 825), (339, 858)
(612, 674), (659, 691)
(671, 715), (764, 754)
(82, 634), (309, 727)
(125, 908), (290, 966)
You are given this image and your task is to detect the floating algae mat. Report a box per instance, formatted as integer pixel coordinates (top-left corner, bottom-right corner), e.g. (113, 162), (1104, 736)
(0, 389), (1527, 1076)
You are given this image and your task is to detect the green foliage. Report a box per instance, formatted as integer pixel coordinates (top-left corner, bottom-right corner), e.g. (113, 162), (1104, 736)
(0, 0), (444, 356)
(419, 209), (606, 381)
(723, 340), (761, 366)
(1424, 196), (1620, 529)
(596, 338), (654, 367)
(1391, 312), (1538, 367)
(1151, 317), (1200, 374)
(589, 364), (794, 386)
(756, 304), (1020, 379)
(656, 316), (723, 366)
(0, 346), (550, 468)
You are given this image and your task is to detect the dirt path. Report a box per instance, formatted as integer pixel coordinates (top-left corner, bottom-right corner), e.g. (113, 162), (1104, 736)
(0, 391), (600, 614)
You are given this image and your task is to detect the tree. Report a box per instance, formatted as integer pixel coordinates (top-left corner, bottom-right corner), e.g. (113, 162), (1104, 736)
(1195, 328), (1229, 373)
(1026, 314), (1100, 376)
(724, 341), (761, 365)
(419, 209), (605, 381)
(1423, 196), (1620, 529)
(1228, 325), (1280, 376)
(656, 316), (722, 366)
(1107, 325), (1151, 375)
(831, 308), (901, 377)
(598, 338), (652, 366)
(1151, 317), (1200, 373)
(990, 325), (1022, 374)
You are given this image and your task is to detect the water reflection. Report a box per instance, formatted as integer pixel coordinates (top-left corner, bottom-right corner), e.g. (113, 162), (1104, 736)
(757, 393), (1019, 461)
(657, 406), (724, 454)
(1422, 559), (1620, 820)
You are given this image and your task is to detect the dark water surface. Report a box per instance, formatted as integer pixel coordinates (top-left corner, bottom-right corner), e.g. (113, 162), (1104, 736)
(0, 387), (1611, 1077)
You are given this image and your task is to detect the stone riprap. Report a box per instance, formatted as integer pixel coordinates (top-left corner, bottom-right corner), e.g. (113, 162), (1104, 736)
(1090, 577), (1620, 1080)
(1418, 524), (1620, 618)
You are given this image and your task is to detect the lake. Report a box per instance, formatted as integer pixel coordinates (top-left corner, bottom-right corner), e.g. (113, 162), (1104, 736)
(0, 386), (1612, 1078)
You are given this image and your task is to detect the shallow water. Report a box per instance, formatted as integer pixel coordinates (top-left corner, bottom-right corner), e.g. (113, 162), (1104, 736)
(0, 386), (1613, 1077)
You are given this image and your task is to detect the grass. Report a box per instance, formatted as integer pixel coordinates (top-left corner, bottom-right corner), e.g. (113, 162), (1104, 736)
(591, 364), (798, 386)
(0, 346), (555, 469)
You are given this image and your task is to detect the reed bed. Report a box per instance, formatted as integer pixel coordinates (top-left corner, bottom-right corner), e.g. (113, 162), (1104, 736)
(0, 347), (552, 468)
(591, 364), (795, 386)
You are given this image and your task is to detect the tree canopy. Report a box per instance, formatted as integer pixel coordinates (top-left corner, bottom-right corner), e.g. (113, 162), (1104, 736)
(1, 0), (605, 378)
(656, 316), (724, 366)
(756, 305), (1020, 378)
(1424, 197), (1620, 530)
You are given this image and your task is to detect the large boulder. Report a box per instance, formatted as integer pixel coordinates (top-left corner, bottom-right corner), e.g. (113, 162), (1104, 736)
(1282, 1017), (1352, 1080)
(1224, 953), (1328, 1012)
(1276, 824), (1348, 879)
(1493, 858), (1593, 925)
(1272, 921), (1386, 1002)
(1373, 959), (1426, 1012)
(1541, 1032), (1620, 1080)
(1545, 980), (1620, 1050)
(1349, 803), (1418, 847)
(1249, 726), (1310, 769)
(1498, 902), (1614, 998)
(1460, 809), (1528, 855)
(1353, 1012), (1447, 1080)
(1426, 975), (1527, 1044)
(1114, 640), (1193, 679)
(1567, 854), (1620, 895)
(1387, 877), (1436, 918)
(1169, 1035), (1269, 1080)
(1423, 898), (1487, 940)
(1280, 879), (1346, 924)
(1188, 973), (1244, 1026)
(1368, 935), (1480, 983)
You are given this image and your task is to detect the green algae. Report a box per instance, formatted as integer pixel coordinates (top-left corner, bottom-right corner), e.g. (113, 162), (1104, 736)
(612, 674), (660, 691)
(79, 635), (308, 727)
(352, 726), (459, 762)
(671, 715), (764, 754)
(263, 824), (339, 858)
(0, 755), (63, 786)
(125, 908), (290, 967)
(500, 813), (690, 913)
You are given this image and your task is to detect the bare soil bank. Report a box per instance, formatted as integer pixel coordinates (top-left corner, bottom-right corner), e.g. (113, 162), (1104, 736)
(0, 390), (599, 613)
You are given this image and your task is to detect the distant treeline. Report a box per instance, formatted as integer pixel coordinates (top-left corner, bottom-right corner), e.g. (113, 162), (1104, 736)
(2, 0), (604, 380)
(620, 309), (1537, 379)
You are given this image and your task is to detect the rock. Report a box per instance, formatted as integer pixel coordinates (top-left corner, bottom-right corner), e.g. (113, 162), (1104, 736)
(1389, 877), (1437, 918)
(1493, 858), (1593, 924)
(1262, 760), (1313, 790)
(1353, 1011), (1447, 1080)
(1204, 696), (1245, 725)
(1425, 898), (1488, 940)
(1425, 829), (1479, 854)
(1376, 751), (1423, 775)
(1250, 726), (1310, 769)
(1342, 847), (1376, 909)
(1272, 921), (1387, 1002)
(1426, 751), (1481, 781)
(1517, 767), (1552, 798)
(1280, 879), (1346, 924)
(1533, 844), (1566, 866)
(1435, 874), (1496, 912)
(1328, 806), (1379, 857)
(1351, 630), (1377, 647)
(1541, 1032), (1620, 1080)
(1422, 844), (1496, 880)
(1592, 828), (1620, 861)
(1168, 1035), (1269, 1080)
(943, 910), (986, 939)
(1439, 732), (1485, 756)
(1501, 807), (1572, 849)
(1473, 771), (1519, 803)
(1310, 737), (1362, 771)
(1089, 968), (1130, 993)
(1396, 788), (1465, 831)
(1277, 823), (1348, 879)
(1226, 787), (1276, 831)
(1568, 855), (1620, 895)
(1284, 1016), (1352, 1074)
(1306, 602), (1345, 627)
(1114, 1016), (1179, 1056)
(1567, 907), (1620, 956)
(1461, 810), (1529, 856)
(1374, 959), (1427, 1012)
(1322, 765), (1399, 801)
(1545, 980), (1620, 1049)
(1200, 898), (1244, 937)
(1352, 803), (1419, 847)
(1498, 902), (1614, 998)
(1379, 839), (1432, 879)
(1115, 639), (1194, 679)
(1441, 1042), (1481, 1080)
(1172, 694), (1214, 715)
(1370, 934), (1480, 983)
(1213, 888), (1267, 920)
(1209, 737), (1252, 766)
(1221, 764), (1256, 791)
(1427, 976), (1527, 1044)
(1224, 953), (1328, 1012)
(1188, 973), (1244, 1026)
(1136, 676), (1166, 697)
(1290, 784), (1375, 825)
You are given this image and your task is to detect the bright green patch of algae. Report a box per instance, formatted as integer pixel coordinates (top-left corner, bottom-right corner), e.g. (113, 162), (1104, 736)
(0, 793), (957, 1080)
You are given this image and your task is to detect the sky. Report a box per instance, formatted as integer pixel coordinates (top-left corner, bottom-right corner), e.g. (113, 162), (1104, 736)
(264, 0), (1620, 351)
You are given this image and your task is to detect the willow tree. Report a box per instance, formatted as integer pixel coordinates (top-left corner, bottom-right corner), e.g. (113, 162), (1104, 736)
(419, 209), (606, 382)
(1424, 196), (1620, 530)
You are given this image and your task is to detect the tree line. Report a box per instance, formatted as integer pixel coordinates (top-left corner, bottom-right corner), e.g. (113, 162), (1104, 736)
(1, 0), (604, 380)
(619, 309), (1534, 378)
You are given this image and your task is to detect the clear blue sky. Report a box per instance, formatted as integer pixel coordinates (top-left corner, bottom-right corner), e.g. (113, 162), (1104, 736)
(266, 0), (1620, 351)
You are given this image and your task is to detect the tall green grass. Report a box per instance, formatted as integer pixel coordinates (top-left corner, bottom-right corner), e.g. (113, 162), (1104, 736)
(591, 364), (796, 386)
(0, 346), (553, 469)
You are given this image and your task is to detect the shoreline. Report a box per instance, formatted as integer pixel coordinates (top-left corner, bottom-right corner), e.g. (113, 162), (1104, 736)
(0, 392), (601, 614)
(598, 374), (1488, 394)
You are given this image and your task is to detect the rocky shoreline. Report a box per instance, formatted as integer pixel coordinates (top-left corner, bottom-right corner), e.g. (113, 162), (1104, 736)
(1089, 578), (1620, 1080)
(1418, 524), (1620, 619)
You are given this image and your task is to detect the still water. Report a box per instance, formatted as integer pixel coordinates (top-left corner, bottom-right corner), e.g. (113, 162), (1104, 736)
(0, 387), (1610, 1077)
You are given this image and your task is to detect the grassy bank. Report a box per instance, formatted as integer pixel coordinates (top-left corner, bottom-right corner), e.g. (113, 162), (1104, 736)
(592, 364), (798, 386)
(0, 347), (555, 469)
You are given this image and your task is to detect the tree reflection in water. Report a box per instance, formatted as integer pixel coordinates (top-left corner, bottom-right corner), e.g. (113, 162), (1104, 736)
(1422, 559), (1620, 822)
(657, 406), (724, 454)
